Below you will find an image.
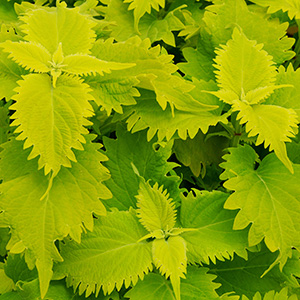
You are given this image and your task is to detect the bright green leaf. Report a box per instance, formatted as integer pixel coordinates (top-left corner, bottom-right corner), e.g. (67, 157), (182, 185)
(126, 266), (220, 300)
(152, 236), (187, 300)
(54, 210), (153, 297)
(136, 178), (176, 232)
(102, 126), (181, 210)
(11, 74), (94, 176)
(20, 2), (96, 55)
(0, 136), (111, 298)
(208, 247), (300, 299)
(212, 28), (278, 105)
(180, 190), (249, 264)
(0, 41), (51, 73)
(233, 101), (298, 173)
(123, 0), (165, 31)
(250, 0), (300, 20)
(0, 264), (15, 295)
(220, 145), (300, 268)
(203, 0), (295, 64)
(126, 85), (227, 141)
(62, 54), (135, 77)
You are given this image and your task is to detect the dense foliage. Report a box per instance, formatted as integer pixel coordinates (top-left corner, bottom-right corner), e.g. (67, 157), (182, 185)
(0, 0), (300, 299)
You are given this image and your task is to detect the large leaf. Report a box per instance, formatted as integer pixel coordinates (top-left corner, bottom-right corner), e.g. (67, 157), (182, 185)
(152, 236), (187, 300)
(220, 145), (300, 268)
(125, 266), (220, 300)
(0, 137), (111, 298)
(126, 84), (227, 141)
(54, 210), (153, 297)
(212, 28), (279, 105)
(102, 126), (181, 210)
(180, 190), (249, 264)
(233, 101), (298, 173)
(11, 74), (94, 176)
(203, 0), (295, 64)
(136, 179), (176, 233)
(208, 247), (300, 298)
(250, 0), (300, 20)
(19, 2), (96, 55)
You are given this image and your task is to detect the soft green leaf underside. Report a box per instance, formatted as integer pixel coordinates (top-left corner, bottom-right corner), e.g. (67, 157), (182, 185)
(125, 266), (220, 300)
(11, 74), (94, 176)
(180, 190), (249, 264)
(220, 145), (300, 267)
(0, 137), (111, 298)
(136, 179), (176, 232)
(55, 210), (152, 297)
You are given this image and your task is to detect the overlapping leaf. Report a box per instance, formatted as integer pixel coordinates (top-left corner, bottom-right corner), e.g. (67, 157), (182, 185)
(54, 210), (152, 297)
(208, 248), (300, 299)
(123, 0), (165, 31)
(250, 0), (300, 20)
(125, 266), (220, 300)
(220, 145), (300, 268)
(126, 83), (227, 141)
(102, 126), (181, 210)
(203, 0), (295, 64)
(105, 0), (184, 46)
(0, 136), (111, 298)
(180, 190), (249, 264)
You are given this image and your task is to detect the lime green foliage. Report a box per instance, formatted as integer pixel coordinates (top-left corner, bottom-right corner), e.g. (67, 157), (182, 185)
(250, 0), (300, 20)
(0, 0), (300, 299)
(0, 137), (111, 297)
(220, 145), (300, 268)
(55, 210), (153, 297)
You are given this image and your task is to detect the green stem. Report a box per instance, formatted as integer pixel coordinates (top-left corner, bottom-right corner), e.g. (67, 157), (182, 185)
(230, 112), (242, 147)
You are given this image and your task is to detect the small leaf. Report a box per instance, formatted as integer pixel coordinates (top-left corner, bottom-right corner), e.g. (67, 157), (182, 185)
(152, 236), (187, 300)
(0, 41), (51, 73)
(136, 178), (176, 232)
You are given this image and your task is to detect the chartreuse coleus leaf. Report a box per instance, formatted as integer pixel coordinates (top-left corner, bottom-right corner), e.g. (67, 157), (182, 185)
(203, 0), (295, 64)
(54, 210), (153, 297)
(126, 82), (227, 141)
(105, 0), (185, 47)
(244, 288), (298, 300)
(102, 126), (181, 210)
(136, 178), (196, 300)
(266, 64), (300, 118)
(220, 144), (300, 269)
(0, 136), (111, 298)
(88, 35), (197, 114)
(0, 263), (15, 295)
(0, 25), (27, 101)
(0, 1), (18, 25)
(249, 0), (300, 20)
(123, 0), (165, 32)
(10, 74), (93, 176)
(0, 2), (134, 87)
(125, 266), (220, 300)
(210, 28), (298, 172)
(208, 246), (300, 298)
(180, 190), (249, 265)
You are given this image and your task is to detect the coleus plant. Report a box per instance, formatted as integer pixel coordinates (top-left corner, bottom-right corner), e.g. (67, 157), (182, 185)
(0, 0), (299, 299)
